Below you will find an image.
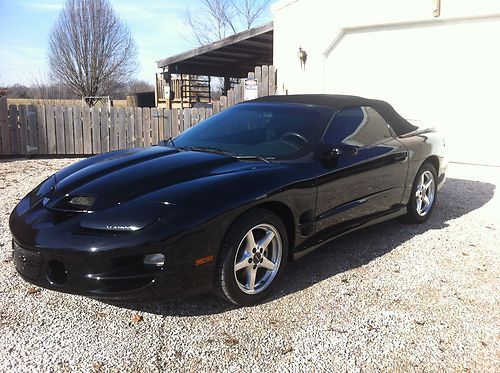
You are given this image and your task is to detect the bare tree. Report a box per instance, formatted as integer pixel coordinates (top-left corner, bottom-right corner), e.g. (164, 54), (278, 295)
(184, 0), (271, 46)
(234, 0), (272, 30)
(48, 0), (138, 106)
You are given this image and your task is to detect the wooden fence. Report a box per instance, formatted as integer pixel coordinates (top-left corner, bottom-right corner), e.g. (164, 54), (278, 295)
(0, 65), (276, 156)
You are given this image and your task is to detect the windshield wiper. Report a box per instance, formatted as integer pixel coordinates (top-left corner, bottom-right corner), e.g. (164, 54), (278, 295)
(234, 155), (270, 163)
(180, 146), (231, 155)
(178, 146), (271, 163)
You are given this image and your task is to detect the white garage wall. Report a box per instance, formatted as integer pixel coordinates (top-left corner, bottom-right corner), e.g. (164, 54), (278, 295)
(272, 0), (500, 165)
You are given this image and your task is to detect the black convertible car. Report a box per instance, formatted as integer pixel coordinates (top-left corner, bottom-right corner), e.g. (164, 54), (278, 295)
(10, 95), (446, 306)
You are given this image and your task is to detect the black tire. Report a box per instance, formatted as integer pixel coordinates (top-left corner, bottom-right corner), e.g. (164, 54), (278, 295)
(214, 209), (288, 306)
(405, 162), (438, 223)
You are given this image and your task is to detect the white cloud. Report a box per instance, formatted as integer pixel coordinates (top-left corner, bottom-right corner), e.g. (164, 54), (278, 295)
(22, 0), (63, 12)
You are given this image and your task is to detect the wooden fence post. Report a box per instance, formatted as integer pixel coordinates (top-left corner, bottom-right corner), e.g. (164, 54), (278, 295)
(55, 104), (65, 154)
(191, 108), (198, 126)
(199, 108), (206, 121)
(37, 105), (47, 154)
(269, 65), (276, 96)
(91, 106), (101, 154)
(262, 65), (269, 97)
(73, 106), (83, 154)
(163, 108), (171, 140)
(64, 106), (75, 154)
(27, 104), (39, 154)
(117, 107), (126, 149)
(46, 105), (57, 154)
(234, 84), (240, 104)
(151, 107), (159, 145)
(82, 105), (92, 154)
(135, 107), (143, 148)
(18, 105), (29, 155)
(220, 96), (227, 111)
(143, 107), (151, 147)
(8, 105), (20, 155)
(0, 98), (10, 155)
(100, 106), (110, 153)
(127, 107), (135, 148)
(183, 108), (190, 131)
(213, 101), (220, 114)
(109, 107), (118, 151)
(255, 66), (262, 97)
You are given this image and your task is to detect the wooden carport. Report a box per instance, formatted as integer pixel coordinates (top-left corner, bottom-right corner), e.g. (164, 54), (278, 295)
(155, 22), (273, 108)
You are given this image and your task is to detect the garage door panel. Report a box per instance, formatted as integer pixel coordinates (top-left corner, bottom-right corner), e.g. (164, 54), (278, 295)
(324, 20), (500, 165)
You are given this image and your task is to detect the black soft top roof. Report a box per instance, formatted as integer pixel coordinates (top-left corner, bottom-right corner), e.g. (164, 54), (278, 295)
(252, 94), (418, 136)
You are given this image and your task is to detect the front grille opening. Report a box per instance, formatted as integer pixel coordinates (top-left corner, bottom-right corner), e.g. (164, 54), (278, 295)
(86, 253), (163, 294)
(95, 277), (154, 293)
(47, 259), (68, 285)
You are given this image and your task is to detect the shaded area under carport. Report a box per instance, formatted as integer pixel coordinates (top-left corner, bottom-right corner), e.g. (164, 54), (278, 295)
(155, 22), (273, 108)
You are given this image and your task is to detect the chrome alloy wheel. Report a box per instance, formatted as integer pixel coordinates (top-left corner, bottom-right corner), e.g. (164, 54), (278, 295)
(415, 170), (435, 216)
(233, 223), (282, 295)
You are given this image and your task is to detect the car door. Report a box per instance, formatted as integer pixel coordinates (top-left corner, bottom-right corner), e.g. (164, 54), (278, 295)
(313, 106), (409, 238)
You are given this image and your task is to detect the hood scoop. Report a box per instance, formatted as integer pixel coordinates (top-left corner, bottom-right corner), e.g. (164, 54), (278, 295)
(47, 194), (97, 213)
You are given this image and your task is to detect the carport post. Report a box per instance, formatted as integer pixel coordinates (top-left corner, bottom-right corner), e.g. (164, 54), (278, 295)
(223, 77), (231, 96)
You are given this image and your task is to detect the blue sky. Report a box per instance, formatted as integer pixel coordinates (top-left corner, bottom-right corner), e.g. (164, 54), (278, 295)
(0, 0), (272, 86)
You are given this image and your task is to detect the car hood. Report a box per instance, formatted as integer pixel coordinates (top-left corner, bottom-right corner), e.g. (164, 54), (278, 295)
(46, 146), (279, 211)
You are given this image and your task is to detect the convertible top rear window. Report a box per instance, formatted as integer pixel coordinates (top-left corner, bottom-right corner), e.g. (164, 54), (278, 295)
(322, 106), (393, 147)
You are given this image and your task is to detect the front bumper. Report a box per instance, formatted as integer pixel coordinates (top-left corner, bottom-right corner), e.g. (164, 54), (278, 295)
(11, 237), (214, 301)
(9, 201), (225, 301)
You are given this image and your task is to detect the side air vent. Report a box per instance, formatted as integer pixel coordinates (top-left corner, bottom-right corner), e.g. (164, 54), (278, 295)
(299, 210), (315, 236)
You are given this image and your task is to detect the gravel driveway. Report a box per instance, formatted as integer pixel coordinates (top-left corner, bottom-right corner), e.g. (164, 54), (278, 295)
(0, 158), (498, 372)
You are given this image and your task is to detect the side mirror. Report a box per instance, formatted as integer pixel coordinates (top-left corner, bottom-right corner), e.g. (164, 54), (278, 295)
(315, 143), (340, 168)
(315, 143), (358, 168)
(315, 143), (358, 161)
(315, 143), (340, 161)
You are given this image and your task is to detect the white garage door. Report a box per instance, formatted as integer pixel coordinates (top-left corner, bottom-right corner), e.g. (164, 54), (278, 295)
(323, 18), (500, 166)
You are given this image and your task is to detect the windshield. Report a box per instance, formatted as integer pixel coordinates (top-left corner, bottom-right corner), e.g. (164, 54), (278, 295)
(170, 103), (335, 159)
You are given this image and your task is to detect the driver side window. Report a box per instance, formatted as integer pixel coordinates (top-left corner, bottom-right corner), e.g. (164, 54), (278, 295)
(322, 106), (392, 147)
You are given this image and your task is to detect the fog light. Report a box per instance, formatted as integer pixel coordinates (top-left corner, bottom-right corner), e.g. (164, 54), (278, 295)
(47, 260), (68, 285)
(143, 253), (165, 267)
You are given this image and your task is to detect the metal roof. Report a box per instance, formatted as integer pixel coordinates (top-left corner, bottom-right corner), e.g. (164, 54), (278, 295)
(156, 22), (273, 77)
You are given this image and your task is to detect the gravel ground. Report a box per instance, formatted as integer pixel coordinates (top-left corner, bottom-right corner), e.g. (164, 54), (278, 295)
(0, 158), (498, 372)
